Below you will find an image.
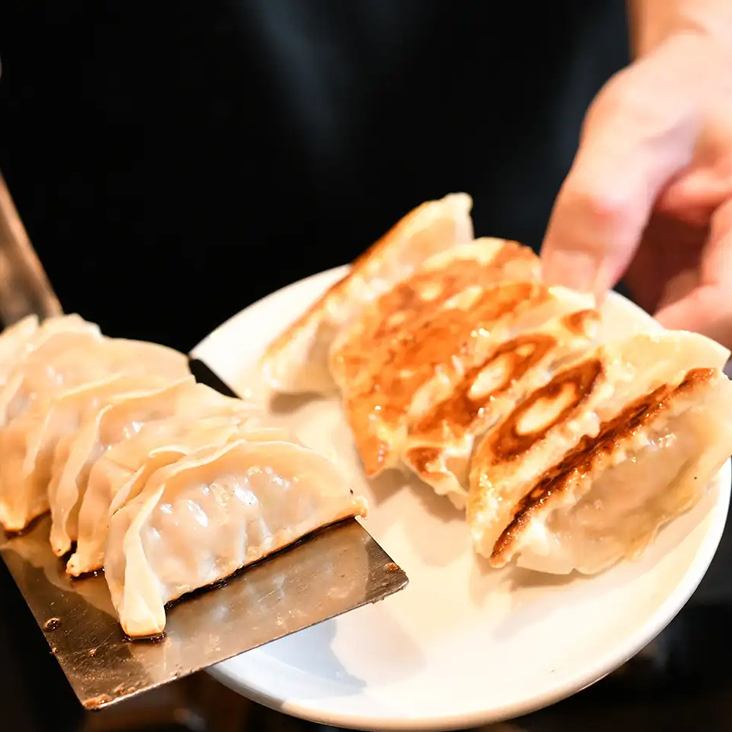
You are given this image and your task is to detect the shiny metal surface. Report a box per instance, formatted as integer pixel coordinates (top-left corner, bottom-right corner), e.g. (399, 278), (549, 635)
(0, 515), (407, 711)
(0, 173), (62, 324)
(0, 175), (408, 714)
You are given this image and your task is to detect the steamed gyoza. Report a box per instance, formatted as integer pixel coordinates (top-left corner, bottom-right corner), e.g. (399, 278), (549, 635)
(105, 438), (367, 637)
(0, 314), (101, 427)
(0, 312), (374, 638)
(262, 193), (474, 394)
(68, 411), (273, 576)
(468, 331), (732, 573)
(47, 377), (252, 556)
(0, 329), (189, 531)
(0, 374), (170, 532)
(0, 315), (39, 386)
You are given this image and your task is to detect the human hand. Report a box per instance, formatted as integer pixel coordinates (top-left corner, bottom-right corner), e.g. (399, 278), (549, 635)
(541, 30), (732, 346)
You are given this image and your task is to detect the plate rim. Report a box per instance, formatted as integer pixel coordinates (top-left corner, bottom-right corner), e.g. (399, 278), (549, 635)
(197, 267), (732, 731)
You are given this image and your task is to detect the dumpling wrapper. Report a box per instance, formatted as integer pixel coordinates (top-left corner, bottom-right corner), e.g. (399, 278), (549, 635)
(104, 438), (367, 637)
(0, 315), (102, 427)
(329, 238), (541, 394)
(0, 374), (170, 532)
(402, 309), (599, 507)
(47, 378), (248, 556)
(339, 278), (593, 477)
(68, 412), (272, 576)
(0, 337), (188, 531)
(0, 315), (39, 386)
(261, 193), (474, 395)
(490, 366), (732, 574)
(467, 330), (731, 571)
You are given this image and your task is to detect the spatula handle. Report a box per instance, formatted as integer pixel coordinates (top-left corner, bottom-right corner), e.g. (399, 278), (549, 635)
(0, 173), (62, 325)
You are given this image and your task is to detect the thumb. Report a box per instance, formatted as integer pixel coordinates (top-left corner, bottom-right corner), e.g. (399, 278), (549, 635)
(541, 48), (701, 294)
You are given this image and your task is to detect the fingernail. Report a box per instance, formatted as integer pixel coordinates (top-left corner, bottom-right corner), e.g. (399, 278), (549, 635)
(542, 250), (601, 293)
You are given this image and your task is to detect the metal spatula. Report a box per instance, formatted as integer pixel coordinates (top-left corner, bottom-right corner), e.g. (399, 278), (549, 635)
(0, 173), (408, 710)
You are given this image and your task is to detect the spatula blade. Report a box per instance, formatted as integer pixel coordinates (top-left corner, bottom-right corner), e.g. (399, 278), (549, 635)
(0, 515), (407, 710)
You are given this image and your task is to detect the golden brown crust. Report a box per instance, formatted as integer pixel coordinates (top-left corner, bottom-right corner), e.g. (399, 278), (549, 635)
(330, 240), (538, 389)
(345, 282), (546, 475)
(409, 334), (558, 440)
(487, 358), (603, 462)
(404, 446), (442, 479)
(388, 309), (599, 447)
(385, 283), (543, 380)
(491, 367), (716, 562)
(561, 309), (599, 336)
(404, 308), (599, 490)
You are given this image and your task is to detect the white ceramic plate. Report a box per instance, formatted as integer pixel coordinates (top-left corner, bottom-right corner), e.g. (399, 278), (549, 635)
(193, 267), (731, 731)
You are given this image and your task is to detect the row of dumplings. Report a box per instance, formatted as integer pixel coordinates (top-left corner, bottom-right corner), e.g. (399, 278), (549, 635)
(0, 314), (364, 637)
(263, 193), (732, 575)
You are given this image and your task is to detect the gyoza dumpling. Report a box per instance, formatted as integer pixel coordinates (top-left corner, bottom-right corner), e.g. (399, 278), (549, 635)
(104, 438), (367, 637)
(47, 377), (244, 556)
(402, 309), (599, 507)
(68, 411), (269, 576)
(0, 313), (98, 376)
(0, 315), (39, 385)
(467, 331), (732, 573)
(261, 193), (473, 395)
(338, 279), (592, 478)
(492, 367), (732, 574)
(0, 374), (170, 532)
(0, 337), (189, 532)
(0, 314), (102, 426)
(329, 238), (541, 393)
(0, 321), (186, 432)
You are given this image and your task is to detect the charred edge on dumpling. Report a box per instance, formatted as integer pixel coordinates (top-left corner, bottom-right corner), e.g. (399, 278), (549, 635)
(330, 241), (538, 389)
(404, 309), (599, 488)
(404, 333), (560, 481)
(120, 506), (365, 640)
(487, 357), (604, 462)
(408, 333), (559, 439)
(405, 446), (444, 482)
(562, 309), (598, 336)
(490, 367), (716, 563)
(344, 281), (549, 476)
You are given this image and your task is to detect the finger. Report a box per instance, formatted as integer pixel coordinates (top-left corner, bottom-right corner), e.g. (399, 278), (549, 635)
(655, 198), (732, 346)
(655, 155), (732, 225)
(542, 45), (704, 294)
(542, 102), (696, 293)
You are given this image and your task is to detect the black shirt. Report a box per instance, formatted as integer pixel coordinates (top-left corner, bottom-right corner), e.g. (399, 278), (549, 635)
(1, 1), (629, 350)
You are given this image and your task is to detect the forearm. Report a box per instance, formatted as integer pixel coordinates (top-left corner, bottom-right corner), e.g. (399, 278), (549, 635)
(628, 0), (732, 56)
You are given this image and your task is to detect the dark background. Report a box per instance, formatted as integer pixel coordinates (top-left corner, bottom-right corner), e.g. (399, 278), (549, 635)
(1, 1), (628, 350)
(5, 3), (732, 731)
